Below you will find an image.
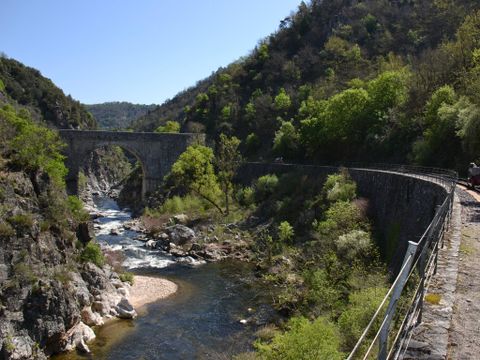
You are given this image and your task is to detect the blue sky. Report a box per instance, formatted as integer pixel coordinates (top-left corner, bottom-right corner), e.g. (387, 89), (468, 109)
(2, 0), (301, 105)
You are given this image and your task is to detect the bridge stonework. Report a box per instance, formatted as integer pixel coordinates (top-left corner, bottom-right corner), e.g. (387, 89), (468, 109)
(59, 130), (204, 198)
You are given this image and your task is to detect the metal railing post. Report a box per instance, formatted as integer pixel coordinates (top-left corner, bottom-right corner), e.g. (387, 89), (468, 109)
(378, 241), (418, 360)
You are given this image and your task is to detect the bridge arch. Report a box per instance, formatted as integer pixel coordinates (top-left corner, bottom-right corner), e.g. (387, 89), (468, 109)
(59, 130), (204, 198)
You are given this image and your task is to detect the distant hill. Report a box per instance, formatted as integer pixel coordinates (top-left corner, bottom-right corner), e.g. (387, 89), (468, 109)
(130, 0), (480, 171)
(85, 102), (157, 129)
(0, 56), (96, 129)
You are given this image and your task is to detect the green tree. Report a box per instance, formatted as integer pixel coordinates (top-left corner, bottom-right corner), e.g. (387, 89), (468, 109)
(278, 221), (294, 244)
(155, 121), (180, 133)
(273, 121), (300, 159)
(2, 105), (67, 186)
(169, 145), (223, 213)
(216, 134), (242, 215)
(274, 88), (292, 112)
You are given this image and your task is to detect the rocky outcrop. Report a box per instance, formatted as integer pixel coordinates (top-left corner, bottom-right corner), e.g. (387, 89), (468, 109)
(0, 169), (135, 359)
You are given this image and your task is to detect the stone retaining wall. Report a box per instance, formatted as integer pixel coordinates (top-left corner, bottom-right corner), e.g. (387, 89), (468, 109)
(237, 163), (448, 272)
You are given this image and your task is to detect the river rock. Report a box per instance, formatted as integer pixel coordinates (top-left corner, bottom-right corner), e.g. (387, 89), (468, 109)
(81, 306), (104, 327)
(165, 225), (196, 246)
(145, 239), (157, 249)
(3, 336), (35, 360)
(172, 213), (189, 225)
(169, 245), (187, 257)
(116, 298), (137, 319)
(64, 322), (96, 353)
(176, 256), (197, 265)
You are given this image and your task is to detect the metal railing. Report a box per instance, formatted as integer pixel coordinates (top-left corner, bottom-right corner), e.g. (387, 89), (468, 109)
(343, 164), (457, 360)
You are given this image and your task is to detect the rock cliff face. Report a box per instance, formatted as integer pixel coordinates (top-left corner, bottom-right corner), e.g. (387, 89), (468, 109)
(0, 170), (135, 359)
(80, 146), (133, 199)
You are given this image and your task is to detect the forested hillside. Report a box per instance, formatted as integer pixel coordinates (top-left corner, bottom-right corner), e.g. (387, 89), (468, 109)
(85, 102), (157, 129)
(0, 56), (96, 129)
(132, 0), (480, 172)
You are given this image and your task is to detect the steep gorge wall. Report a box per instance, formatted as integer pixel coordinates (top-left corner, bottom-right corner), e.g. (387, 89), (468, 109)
(237, 163), (448, 272)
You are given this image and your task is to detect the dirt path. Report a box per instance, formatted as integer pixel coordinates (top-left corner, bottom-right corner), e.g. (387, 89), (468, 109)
(448, 189), (480, 359)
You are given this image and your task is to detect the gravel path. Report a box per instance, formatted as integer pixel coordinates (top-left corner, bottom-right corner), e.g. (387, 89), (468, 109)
(128, 275), (178, 309)
(448, 188), (480, 359)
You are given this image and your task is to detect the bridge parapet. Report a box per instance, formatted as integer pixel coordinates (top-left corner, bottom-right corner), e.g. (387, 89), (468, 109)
(59, 130), (204, 197)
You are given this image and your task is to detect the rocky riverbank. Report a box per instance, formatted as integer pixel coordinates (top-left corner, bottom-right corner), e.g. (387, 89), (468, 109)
(119, 214), (256, 265)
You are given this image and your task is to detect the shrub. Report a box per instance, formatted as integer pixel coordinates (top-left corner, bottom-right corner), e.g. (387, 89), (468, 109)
(255, 174), (279, 201)
(67, 195), (90, 222)
(255, 324), (279, 342)
(80, 242), (105, 267)
(315, 201), (366, 239)
(13, 262), (37, 284)
(0, 222), (15, 237)
(322, 172), (357, 203)
(278, 221), (294, 244)
(335, 230), (373, 261)
(255, 316), (344, 360)
(157, 194), (209, 215)
(303, 269), (343, 315)
(119, 271), (135, 285)
(337, 286), (388, 349)
(245, 133), (261, 154)
(155, 121), (180, 133)
(237, 186), (255, 207)
(7, 213), (34, 233)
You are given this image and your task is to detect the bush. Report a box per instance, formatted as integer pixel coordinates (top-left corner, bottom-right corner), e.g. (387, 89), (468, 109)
(7, 213), (34, 233)
(237, 186), (255, 207)
(0, 222), (15, 237)
(278, 221), (294, 244)
(315, 201), (366, 239)
(335, 230), (373, 261)
(67, 195), (90, 222)
(255, 174), (279, 201)
(155, 121), (180, 133)
(303, 269), (343, 315)
(80, 242), (105, 267)
(337, 286), (388, 349)
(245, 133), (261, 154)
(156, 194), (210, 215)
(119, 271), (134, 285)
(255, 316), (344, 360)
(322, 172), (357, 203)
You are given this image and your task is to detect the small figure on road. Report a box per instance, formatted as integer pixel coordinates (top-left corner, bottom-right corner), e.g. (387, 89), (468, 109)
(468, 162), (480, 188)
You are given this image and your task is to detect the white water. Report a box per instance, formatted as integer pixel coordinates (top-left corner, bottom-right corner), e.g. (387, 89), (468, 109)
(88, 196), (204, 270)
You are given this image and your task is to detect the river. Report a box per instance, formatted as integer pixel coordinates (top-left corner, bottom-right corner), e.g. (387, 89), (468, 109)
(54, 197), (277, 359)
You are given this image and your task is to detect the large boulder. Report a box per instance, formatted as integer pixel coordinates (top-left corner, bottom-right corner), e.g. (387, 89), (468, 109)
(63, 322), (96, 353)
(2, 336), (35, 360)
(81, 307), (104, 327)
(76, 222), (95, 245)
(165, 225), (196, 246)
(115, 298), (137, 319)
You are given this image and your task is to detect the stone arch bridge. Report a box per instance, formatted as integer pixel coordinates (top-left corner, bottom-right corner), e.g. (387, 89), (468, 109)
(59, 130), (204, 198)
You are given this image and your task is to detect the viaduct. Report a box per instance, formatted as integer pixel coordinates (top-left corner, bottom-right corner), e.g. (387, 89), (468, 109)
(59, 130), (204, 197)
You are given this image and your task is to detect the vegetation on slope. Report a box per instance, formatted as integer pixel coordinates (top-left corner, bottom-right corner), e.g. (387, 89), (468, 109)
(132, 0), (480, 173)
(0, 56), (96, 129)
(144, 137), (388, 358)
(85, 102), (156, 130)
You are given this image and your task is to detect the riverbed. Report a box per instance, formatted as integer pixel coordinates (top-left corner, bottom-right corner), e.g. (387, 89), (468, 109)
(54, 197), (276, 359)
